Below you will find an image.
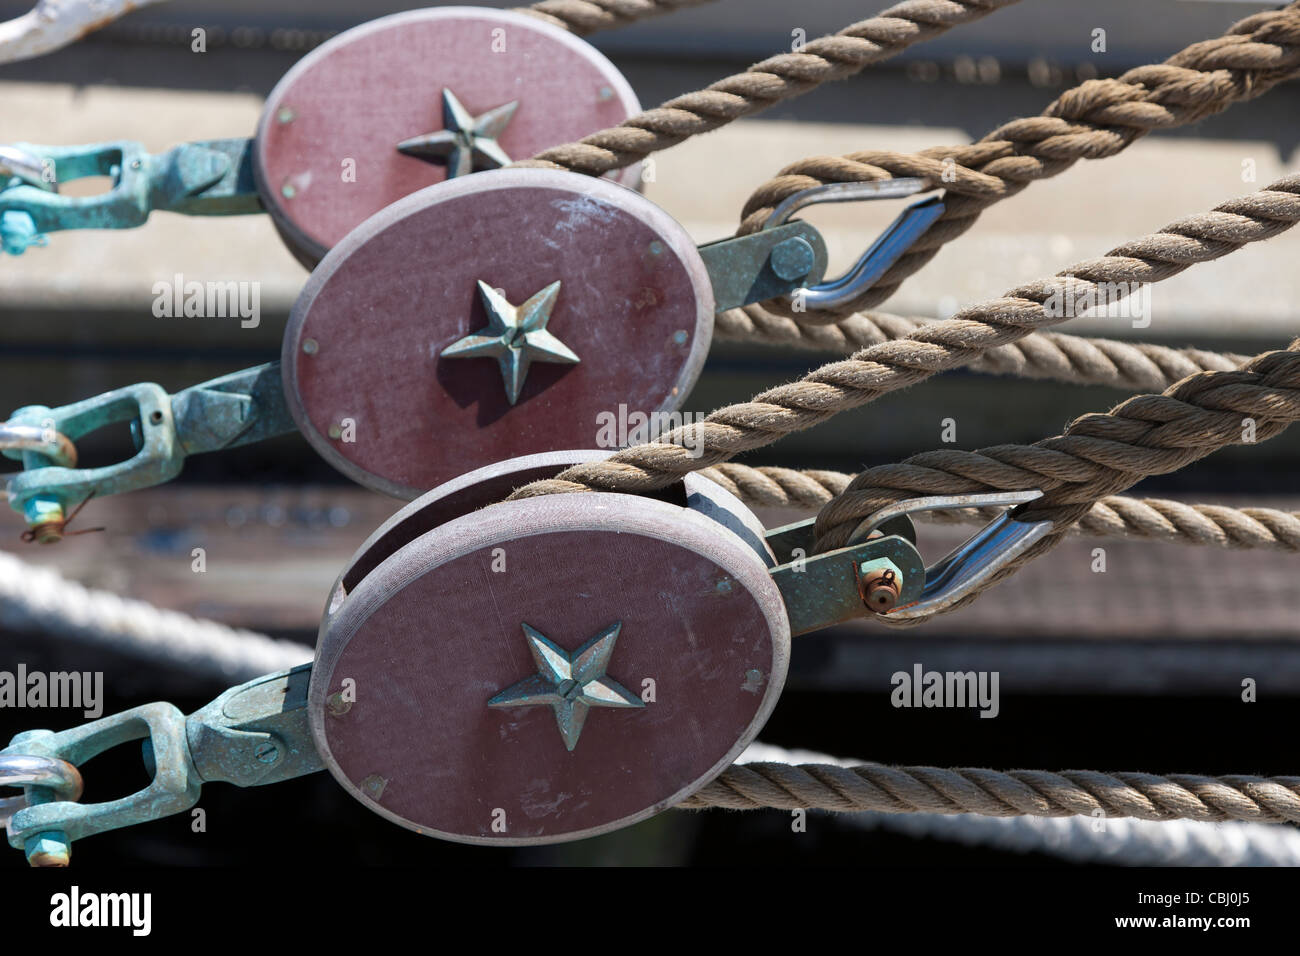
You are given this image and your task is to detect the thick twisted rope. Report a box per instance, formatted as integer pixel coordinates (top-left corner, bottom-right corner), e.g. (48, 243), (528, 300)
(0, 551), (312, 681)
(816, 338), (1300, 541)
(677, 762), (1300, 823)
(699, 462), (1300, 551)
(735, 2), (1300, 320)
(850, 810), (1300, 866)
(515, 0), (713, 34)
(507, 176), (1300, 502)
(810, 340), (1300, 621)
(516, 0), (1020, 175)
(714, 308), (1251, 393)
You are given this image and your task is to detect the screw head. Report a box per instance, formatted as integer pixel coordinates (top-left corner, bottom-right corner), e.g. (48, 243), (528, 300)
(281, 181), (296, 199)
(277, 106), (296, 124)
(302, 337), (319, 355)
(254, 742), (280, 764)
(770, 236), (817, 282)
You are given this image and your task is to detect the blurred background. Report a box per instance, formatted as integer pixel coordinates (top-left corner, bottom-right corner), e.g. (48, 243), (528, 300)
(0, 0), (1297, 866)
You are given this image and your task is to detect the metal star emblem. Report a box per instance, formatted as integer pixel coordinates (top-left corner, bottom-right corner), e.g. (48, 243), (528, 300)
(441, 280), (579, 404)
(397, 88), (517, 178)
(489, 622), (644, 752)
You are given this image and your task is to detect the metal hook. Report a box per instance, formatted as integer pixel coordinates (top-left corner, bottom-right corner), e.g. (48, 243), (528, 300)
(849, 490), (1053, 620)
(764, 178), (945, 312)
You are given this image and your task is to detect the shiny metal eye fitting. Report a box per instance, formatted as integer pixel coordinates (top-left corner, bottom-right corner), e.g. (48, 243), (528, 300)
(763, 178), (946, 313)
(849, 490), (1053, 621)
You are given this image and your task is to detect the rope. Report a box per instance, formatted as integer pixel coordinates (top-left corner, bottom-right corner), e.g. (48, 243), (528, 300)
(516, 0), (1021, 175)
(738, 745), (1300, 863)
(714, 309), (1251, 393)
(736, 1), (1300, 319)
(816, 337), (1300, 541)
(506, 175), (1300, 502)
(515, 0), (714, 35)
(0, 551), (313, 682)
(848, 810), (1300, 866)
(698, 462), (1300, 552)
(678, 761), (1300, 823)
(810, 339), (1300, 620)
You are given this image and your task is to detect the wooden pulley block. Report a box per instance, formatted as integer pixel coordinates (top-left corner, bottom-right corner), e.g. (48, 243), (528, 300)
(254, 6), (642, 266)
(308, 450), (790, 845)
(282, 167), (714, 498)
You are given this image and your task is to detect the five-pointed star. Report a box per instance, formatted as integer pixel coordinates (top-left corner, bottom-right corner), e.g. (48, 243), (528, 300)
(396, 88), (517, 178)
(441, 280), (579, 405)
(489, 622), (644, 752)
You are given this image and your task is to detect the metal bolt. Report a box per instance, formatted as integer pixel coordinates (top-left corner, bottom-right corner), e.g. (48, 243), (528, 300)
(327, 423), (342, 440)
(327, 691), (352, 716)
(648, 240), (663, 256)
(672, 330), (688, 345)
(281, 181), (296, 199)
(25, 831), (70, 867)
(302, 337), (319, 355)
(597, 85), (614, 102)
(769, 236), (817, 281)
(856, 558), (904, 613)
(1, 210), (47, 256)
(716, 579), (732, 593)
(254, 741), (279, 764)
(23, 497), (64, 544)
(277, 106), (296, 124)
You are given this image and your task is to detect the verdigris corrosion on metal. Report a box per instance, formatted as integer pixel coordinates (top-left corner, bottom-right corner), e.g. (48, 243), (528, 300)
(441, 280), (579, 405)
(487, 621), (644, 751)
(766, 517), (925, 635)
(397, 88), (518, 177)
(0, 138), (261, 253)
(2, 665), (322, 865)
(3, 363), (295, 530)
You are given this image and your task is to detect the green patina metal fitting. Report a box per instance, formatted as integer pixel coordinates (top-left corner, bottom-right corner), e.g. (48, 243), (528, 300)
(0, 138), (261, 254)
(4, 362), (295, 523)
(697, 220), (829, 313)
(2, 666), (321, 864)
(766, 518), (926, 636)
